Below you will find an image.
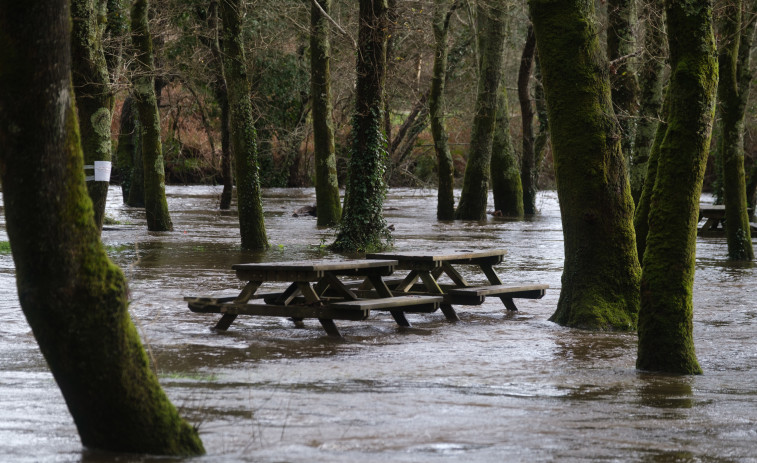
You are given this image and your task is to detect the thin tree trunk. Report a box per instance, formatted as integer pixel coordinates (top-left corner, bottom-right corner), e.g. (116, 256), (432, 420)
(71, 0), (114, 231)
(219, 0), (268, 250)
(311, 0), (342, 226)
(530, 0), (641, 330)
(490, 77), (524, 217)
(637, 0), (718, 374)
(519, 25), (539, 215)
(0, 1), (204, 454)
(332, 0), (390, 252)
(115, 95), (143, 206)
(455, 1), (508, 220)
(131, 0), (172, 231)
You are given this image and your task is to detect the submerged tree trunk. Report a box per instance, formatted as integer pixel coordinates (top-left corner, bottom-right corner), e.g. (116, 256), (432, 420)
(71, 0), (114, 231)
(630, 0), (667, 204)
(455, 1), (508, 220)
(0, 1), (204, 454)
(530, 0), (641, 330)
(208, 0), (233, 210)
(332, 0), (390, 252)
(115, 95), (145, 207)
(430, 0), (458, 220)
(131, 0), (172, 231)
(220, 0), (268, 250)
(311, 0), (342, 227)
(519, 25), (539, 215)
(490, 78), (524, 217)
(637, 0), (718, 374)
(717, 0), (755, 261)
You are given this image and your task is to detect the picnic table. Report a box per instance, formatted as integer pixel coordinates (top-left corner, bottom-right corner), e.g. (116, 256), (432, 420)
(365, 249), (548, 321)
(184, 259), (443, 337)
(698, 204), (756, 237)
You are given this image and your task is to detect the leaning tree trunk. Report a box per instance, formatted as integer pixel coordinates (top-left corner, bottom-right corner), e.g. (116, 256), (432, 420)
(490, 77), (524, 217)
(519, 25), (539, 215)
(220, 0), (268, 250)
(637, 0), (718, 374)
(430, 0), (458, 220)
(717, 0), (754, 261)
(455, 1), (508, 220)
(208, 0), (233, 210)
(0, 1), (204, 455)
(71, 0), (114, 231)
(131, 0), (172, 231)
(311, 0), (342, 227)
(530, 0), (641, 330)
(332, 0), (390, 252)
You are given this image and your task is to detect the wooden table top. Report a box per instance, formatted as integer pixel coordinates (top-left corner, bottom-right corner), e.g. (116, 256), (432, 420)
(366, 249), (507, 262)
(232, 259), (398, 272)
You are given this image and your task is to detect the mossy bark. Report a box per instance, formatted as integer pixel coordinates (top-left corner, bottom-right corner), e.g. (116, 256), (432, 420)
(519, 25), (539, 215)
(0, 2), (204, 454)
(219, 0), (268, 250)
(430, 0), (457, 221)
(331, 0), (390, 252)
(530, 0), (641, 330)
(716, 0), (754, 261)
(491, 77), (524, 217)
(71, 0), (113, 231)
(631, 0), (667, 204)
(455, 1), (507, 220)
(311, 0), (342, 227)
(115, 95), (145, 207)
(637, 0), (719, 374)
(208, 0), (233, 211)
(131, 0), (172, 231)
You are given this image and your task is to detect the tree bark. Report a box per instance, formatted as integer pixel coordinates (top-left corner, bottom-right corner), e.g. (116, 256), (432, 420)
(115, 95), (145, 207)
(131, 0), (173, 231)
(332, 0), (390, 252)
(519, 25), (539, 215)
(490, 76), (524, 217)
(208, 0), (233, 210)
(0, 1), (204, 454)
(311, 0), (342, 227)
(637, 0), (719, 374)
(530, 0), (641, 330)
(455, 1), (508, 220)
(71, 0), (114, 231)
(219, 0), (269, 250)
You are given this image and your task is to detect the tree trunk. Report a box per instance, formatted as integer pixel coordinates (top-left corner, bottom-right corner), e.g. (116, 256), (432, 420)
(530, 0), (641, 330)
(630, 0), (667, 204)
(219, 0), (268, 250)
(455, 1), (508, 220)
(115, 95), (144, 206)
(208, 0), (233, 210)
(311, 0), (342, 227)
(0, 2), (204, 454)
(131, 0), (172, 231)
(430, 0), (457, 220)
(519, 25), (539, 215)
(717, 0), (755, 261)
(490, 77), (524, 217)
(637, 0), (718, 374)
(332, 0), (390, 252)
(71, 0), (114, 231)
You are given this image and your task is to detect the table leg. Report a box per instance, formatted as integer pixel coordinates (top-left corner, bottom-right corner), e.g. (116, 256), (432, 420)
(480, 263), (517, 311)
(418, 271), (459, 321)
(318, 318), (342, 338)
(441, 262), (469, 287)
(368, 275), (411, 327)
(393, 270), (420, 292)
(215, 280), (261, 331)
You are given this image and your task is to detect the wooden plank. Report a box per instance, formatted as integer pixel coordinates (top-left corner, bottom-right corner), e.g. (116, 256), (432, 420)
(232, 259), (397, 273)
(367, 249), (507, 262)
(368, 275), (411, 327)
(188, 301), (370, 320)
(329, 295), (443, 310)
(447, 283), (549, 297)
(318, 319), (342, 337)
(417, 272), (459, 321)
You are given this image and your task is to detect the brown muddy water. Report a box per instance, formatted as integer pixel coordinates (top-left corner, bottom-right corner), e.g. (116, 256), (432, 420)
(0, 186), (755, 462)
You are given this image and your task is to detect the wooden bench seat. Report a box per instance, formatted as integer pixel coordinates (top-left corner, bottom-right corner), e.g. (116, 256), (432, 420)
(330, 295), (443, 313)
(446, 283), (548, 306)
(185, 297), (370, 320)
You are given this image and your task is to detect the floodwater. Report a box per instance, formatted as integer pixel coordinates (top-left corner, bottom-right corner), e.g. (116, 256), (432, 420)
(0, 186), (755, 462)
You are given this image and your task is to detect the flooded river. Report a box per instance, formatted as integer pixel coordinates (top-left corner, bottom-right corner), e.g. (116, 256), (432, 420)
(0, 186), (755, 462)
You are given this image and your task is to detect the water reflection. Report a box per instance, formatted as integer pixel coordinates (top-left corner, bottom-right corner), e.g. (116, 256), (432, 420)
(637, 373), (694, 409)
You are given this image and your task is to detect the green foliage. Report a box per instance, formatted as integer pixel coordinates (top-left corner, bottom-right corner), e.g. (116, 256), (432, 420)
(0, 241), (11, 254)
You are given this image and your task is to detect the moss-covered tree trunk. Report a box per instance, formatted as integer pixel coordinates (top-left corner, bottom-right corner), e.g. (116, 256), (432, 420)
(530, 0), (641, 330)
(490, 77), (524, 217)
(630, 0), (667, 204)
(115, 95), (145, 207)
(332, 0), (390, 252)
(637, 0), (718, 374)
(455, 1), (507, 220)
(519, 25), (539, 215)
(430, 0), (458, 220)
(208, 0), (233, 211)
(311, 0), (342, 227)
(717, 0), (754, 261)
(131, 0), (172, 231)
(0, 2), (204, 454)
(219, 0), (268, 250)
(71, 0), (114, 231)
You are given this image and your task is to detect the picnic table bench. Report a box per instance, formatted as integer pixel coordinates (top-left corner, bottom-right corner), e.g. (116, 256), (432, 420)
(365, 249), (548, 321)
(698, 204), (756, 237)
(185, 259), (442, 337)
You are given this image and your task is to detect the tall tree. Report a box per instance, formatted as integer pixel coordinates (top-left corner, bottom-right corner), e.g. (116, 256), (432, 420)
(0, 1), (204, 454)
(519, 25), (540, 215)
(115, 95), (145, 207)
(637, 0), (719, 374)
(530, 0), (641, 330)
(332, 0), (390, 252)
(716, 0), (755, 261)
(131, 0), (173, 231)
(491, 69), (525, 217)
(311, 0), (342, 227)
(455, 1), (508, 220)
(219, 0), (269, 250)
(208, 0), (233, 210)
(71, 0), (115, 231)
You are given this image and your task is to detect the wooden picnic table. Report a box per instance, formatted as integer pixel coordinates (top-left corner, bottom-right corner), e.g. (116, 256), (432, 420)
(365, 249), (548, 321)
(698, 204), (756, 237)
(185, 259), (443, 337)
